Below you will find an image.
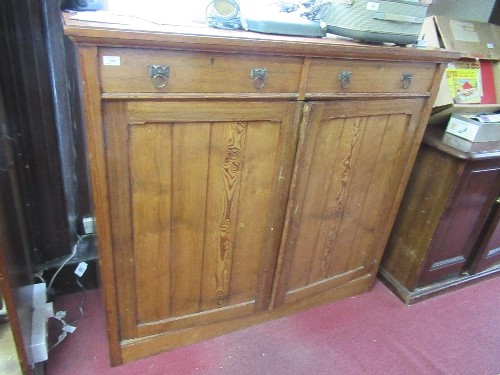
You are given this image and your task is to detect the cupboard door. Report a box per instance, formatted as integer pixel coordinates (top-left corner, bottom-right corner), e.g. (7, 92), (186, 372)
(472, 199), (500, 273)
(274, 99), (425, 307)
(102, 100), (300, 341)
(419, 163), (500, 285)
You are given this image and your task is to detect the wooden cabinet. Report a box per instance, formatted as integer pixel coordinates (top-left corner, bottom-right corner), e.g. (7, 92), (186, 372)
(64, 14), (456, 365)
(380, 126), (500, 304)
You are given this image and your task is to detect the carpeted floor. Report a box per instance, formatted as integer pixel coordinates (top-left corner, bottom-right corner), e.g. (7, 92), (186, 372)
(46, 277), (500, 375)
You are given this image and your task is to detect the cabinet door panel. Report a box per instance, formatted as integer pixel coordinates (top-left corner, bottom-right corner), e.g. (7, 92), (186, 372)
(274, 99), (424, 306)
(103, 101), (299, 340)
(473, 203), (500, 272)
(419, 164), (500, 284)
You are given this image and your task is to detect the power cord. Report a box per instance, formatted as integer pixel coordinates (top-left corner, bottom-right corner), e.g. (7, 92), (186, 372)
(49, 270), (88, 351)
(47, 234), (93, 290)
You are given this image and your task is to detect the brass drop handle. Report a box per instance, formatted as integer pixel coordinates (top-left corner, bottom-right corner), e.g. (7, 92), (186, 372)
(401, 73), (413, 89)
(338, 71), (352, 89)
(251, 68), (268, 89)
(149, 65), (170, 89)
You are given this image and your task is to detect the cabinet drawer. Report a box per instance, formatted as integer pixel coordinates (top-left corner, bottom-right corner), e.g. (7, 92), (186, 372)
(99, 48), (303, 94)
(306, 58), (436, 95)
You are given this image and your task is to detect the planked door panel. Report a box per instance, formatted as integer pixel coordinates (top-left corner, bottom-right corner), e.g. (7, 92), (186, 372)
(274, 99), (424, 306)
(103, 100), (300, 340)
(419, 164), (500, 284)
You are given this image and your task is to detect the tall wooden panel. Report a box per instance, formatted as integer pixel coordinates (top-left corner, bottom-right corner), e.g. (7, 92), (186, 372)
(274, 99), (425, 306)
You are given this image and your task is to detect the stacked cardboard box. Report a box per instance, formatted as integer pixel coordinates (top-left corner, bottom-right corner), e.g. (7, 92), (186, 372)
(423, 16), (500, 142)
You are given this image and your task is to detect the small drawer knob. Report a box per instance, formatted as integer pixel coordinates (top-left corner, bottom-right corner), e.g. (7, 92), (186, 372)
(338, 71), (352, 89)
(149, 65), (170, 89)
(251, 68), (268, 89)
(401, 73), (413, 89)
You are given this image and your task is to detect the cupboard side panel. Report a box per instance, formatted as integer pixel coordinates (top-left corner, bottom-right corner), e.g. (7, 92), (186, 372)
(78, 47), (123, 365)
(381, 146), (463, 290)
(104, 101), (138, 340)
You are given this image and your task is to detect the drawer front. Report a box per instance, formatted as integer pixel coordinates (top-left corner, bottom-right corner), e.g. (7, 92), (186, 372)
(99, 48), (303, 94)
(306, 58), (436, 95)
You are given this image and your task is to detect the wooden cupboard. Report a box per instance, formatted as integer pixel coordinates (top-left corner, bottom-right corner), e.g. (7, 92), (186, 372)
(63, 13), (457, 365)
(380, 126), (500, 303)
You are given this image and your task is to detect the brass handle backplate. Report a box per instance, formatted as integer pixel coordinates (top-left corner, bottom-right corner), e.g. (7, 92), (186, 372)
(149, 65), (170, 89)
(401, 73), (413, 89)
(338, 71), (352, 89)
(251, 68), (268, 89)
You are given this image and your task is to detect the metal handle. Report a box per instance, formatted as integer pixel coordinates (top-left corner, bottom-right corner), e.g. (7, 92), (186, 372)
(338, 71), (352, 89)
(401, 73), (413, 89)
(149, 65), (170, 89)
(330, 0), (354, 5)
(251, 68), (268, 89)
(372, 12), (424, 24)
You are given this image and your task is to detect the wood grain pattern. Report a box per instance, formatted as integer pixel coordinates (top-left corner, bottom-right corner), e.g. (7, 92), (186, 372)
(99, 48), (303, 94)
(170, 123), (210, 317)
(229, 120), (281, 306)
(382, 146), (463, 290)
(275, 99), (425, 307)
(103, 100), (300, 342)
(130, 125), (172, 323)
(103, 101), (138, 340)
(311, 116), (366, 283)
(306, 58), (435, 94)
(201, 122), (247, 310)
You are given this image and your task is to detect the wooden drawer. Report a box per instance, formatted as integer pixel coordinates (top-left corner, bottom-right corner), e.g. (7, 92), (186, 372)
(99, 48), (303, 94)
(305, 58), (436, 95)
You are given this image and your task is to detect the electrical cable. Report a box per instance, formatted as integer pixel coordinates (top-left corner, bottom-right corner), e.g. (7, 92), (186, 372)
(48, 275), (88, 351)
(34, 272), (46, 284)
(47, 234), (92, 290)
(67, 277), (87, 325)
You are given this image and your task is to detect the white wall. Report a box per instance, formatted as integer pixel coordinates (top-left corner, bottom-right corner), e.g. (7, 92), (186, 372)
(427, 0), (495, 22)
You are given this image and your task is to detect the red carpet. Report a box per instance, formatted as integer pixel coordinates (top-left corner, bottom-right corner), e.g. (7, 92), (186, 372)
(47, 278), (500, 375)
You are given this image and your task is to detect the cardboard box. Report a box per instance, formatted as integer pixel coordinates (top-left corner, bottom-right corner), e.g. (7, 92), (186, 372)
(422, 16), (500, 125)
(441, 131), (500, 155)
(433, 16), (500, 60)
(445, 113), (500, 142)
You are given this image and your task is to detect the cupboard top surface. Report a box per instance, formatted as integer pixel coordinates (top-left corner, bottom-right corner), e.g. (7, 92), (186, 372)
(62, 12), (459, 63)
(424, 125), (500, 160)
